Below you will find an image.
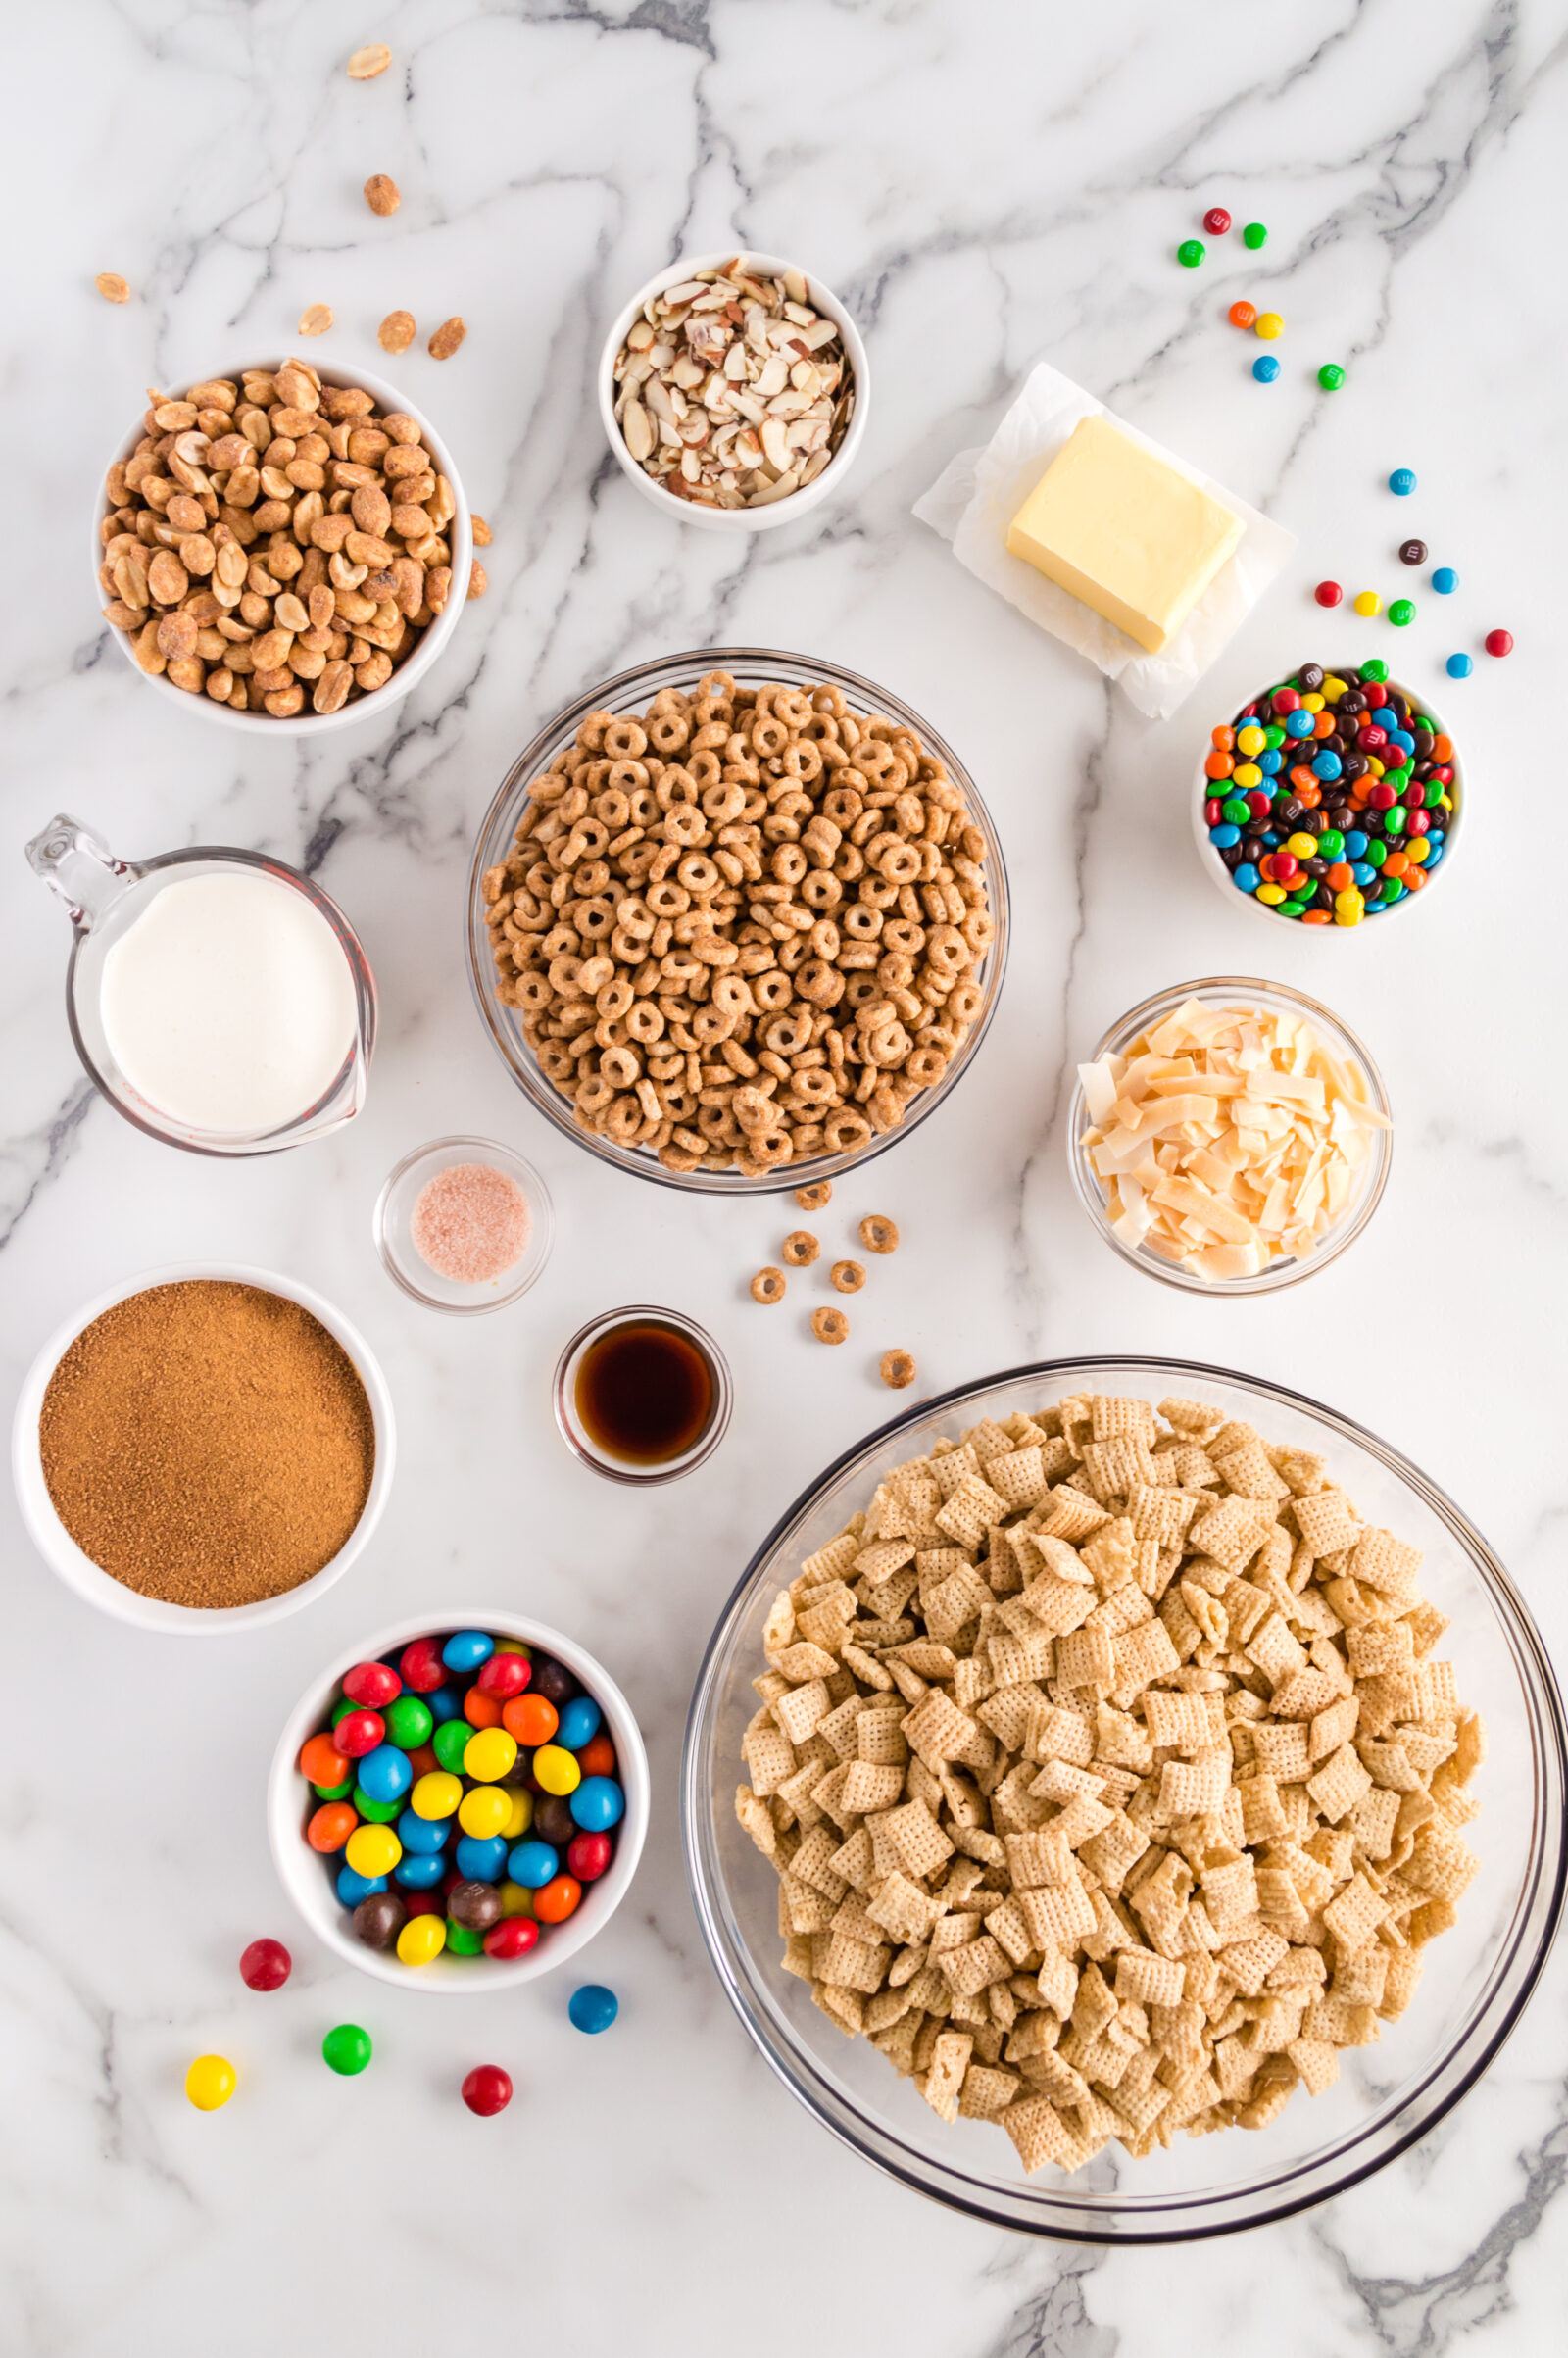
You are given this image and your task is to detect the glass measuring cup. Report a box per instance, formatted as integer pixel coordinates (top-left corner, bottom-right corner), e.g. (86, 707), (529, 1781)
(25, 813), (376, 1155)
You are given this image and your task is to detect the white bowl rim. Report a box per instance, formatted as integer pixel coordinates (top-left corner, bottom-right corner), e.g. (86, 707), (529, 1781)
(11, 1260), (396, 1633)
(267, 1605), (650, 1990)
(93, 354), (471, 734)
(596, 248), (869, 533)
(1190, 671), (1465, 929)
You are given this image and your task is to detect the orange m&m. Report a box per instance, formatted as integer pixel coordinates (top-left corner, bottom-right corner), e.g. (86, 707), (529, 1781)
(503, 1693), (560, 1747)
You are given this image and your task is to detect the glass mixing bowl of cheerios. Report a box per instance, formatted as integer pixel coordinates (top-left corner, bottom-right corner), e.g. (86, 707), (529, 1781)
(466, 650), (1009, 1196)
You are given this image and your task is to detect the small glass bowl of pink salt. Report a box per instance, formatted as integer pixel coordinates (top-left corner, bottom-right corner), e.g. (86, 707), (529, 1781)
(372, 1136), (554, 1313)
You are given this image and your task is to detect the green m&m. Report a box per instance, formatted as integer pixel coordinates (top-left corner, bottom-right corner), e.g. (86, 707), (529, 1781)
(322, 2024), (372, 2077)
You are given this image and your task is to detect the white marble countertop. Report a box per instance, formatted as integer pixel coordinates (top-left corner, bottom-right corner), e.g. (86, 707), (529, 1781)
(4, 1), (1566, 2350)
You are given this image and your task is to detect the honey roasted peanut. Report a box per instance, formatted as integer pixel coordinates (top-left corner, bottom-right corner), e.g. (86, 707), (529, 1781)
(98, 359), (461, 715)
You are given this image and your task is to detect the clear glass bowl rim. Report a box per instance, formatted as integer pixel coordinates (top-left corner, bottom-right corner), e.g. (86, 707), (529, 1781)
(553, 1302), (734, 1485)
(680, 1351), (1568, 2243)
(465, 647), (1010, 1195)
(1065, 975), (1394, 1296)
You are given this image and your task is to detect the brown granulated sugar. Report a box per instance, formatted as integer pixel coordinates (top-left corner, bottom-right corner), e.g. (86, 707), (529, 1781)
(39, 1280), (375, 1607)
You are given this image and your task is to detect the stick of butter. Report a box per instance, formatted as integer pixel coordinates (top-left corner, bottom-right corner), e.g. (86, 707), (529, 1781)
(1004, 416), (1244, 654)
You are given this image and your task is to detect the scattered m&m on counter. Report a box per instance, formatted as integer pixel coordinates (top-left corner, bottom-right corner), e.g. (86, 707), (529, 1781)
(186, 2054), (236, 2110)
(1317, 363), (1345, 390)
(1203, 207), (1232, 235)
(569, 1984), (619, 2035)
(1200, 662), (1458, 923)
(1446, 653), (1473, 678)
(239, 1937), (291, 1991)
(1242, 221), (1268, 248)
(1252, 356), (1280, 384)
(462, 2064), (514, 2117)
(1485, 628), (1513, 658)
(1389, 467), (1417, 496)
(322, 2023), (373, 2077)
(1433, 567), (1457, 594)
(297, 1629), (627, 1970)
(1177, 238), (1205, 268)
(1314, 581), (1344, 608)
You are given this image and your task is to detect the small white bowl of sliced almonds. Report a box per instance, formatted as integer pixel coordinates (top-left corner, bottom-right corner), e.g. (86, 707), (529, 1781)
(92, 355), (471, 733)
(598, 250), (868, 531)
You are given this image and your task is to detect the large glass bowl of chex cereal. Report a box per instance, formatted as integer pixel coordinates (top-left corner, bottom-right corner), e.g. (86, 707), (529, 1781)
(682, 1358), (1567, 2238)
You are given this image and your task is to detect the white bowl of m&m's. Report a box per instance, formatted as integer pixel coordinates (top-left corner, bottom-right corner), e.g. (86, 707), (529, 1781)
(1193, 660), (1462, 926)
(268, 1611), (649, 1990)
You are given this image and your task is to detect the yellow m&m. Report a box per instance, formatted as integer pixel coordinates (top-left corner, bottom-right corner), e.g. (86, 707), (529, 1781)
(411, 1770), (463, 1820)
(397, 1915), (447, 1966)
(464, 1727), (518, 1784)
(345, 1823), (401, 1880)
(532, 1744), (582, 1797)
(186, 2054), (236, 2110)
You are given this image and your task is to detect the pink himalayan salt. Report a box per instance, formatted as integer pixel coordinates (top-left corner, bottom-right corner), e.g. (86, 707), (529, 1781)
(410, 1161), (531, 1286)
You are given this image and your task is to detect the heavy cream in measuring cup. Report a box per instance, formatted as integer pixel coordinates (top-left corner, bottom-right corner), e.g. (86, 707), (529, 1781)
(100, 870), (359, 1133)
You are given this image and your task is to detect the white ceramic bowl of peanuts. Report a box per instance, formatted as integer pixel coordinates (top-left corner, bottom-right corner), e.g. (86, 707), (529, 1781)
(598, 252), (869, 531)
(92, 356), (472, 734)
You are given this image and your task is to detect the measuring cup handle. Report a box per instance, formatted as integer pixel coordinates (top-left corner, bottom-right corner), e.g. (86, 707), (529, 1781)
(24, 813), (137, 930)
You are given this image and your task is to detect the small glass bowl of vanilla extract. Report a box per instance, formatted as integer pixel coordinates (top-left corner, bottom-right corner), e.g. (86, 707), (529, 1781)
(553, 1306), (733, 1484)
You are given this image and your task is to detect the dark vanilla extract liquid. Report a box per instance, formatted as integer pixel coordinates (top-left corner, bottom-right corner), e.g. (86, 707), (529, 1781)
(574, 1321), (714, 1464)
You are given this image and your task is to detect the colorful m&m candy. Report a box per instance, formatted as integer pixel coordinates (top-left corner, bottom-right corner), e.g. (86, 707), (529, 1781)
(297, 1628), (630, 1972)
(1200, 662), (1458, 922)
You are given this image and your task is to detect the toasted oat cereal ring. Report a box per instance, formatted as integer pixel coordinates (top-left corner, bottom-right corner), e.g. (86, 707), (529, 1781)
(811, 1307), (849, 1345)
(782, 1230), (819, 1268)
(625, 1002), (665, 1046)
(791, 1070), (837, 1108)
(880, 1350), (917, 1390)
(603, 718), (647, 760)
(604, 1095), (644, 1143)
(647, 708), (691, 753)
(537, 1043), (576, 1084)
(596, 977), (635, 1020)
(824, 1109), (872, 1154)
(601, 1045), (641, 1090)
(830, 1259), (865, 1295)
(794, 1181), (832, 1211)
(764, 1011), (812, 1056)
(752, 970), (792, 1012)
(948, 980), (983, 1025)
(751, 1266), (787, 1305)
(905, 1047), (948, 1087)
(859, 1214), (900, 1255)
(710, 973), (753, 1020)
(877, 842), (923, 886)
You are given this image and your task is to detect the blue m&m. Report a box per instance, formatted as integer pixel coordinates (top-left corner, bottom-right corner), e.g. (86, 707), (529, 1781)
(569, 1776), (626, 1834)
(557, 1696), (603, 1751)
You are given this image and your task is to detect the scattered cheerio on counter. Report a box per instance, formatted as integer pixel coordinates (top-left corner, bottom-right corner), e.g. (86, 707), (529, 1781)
(1078, 997), (1391, 1282)
(913, 362), (1296, 718)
